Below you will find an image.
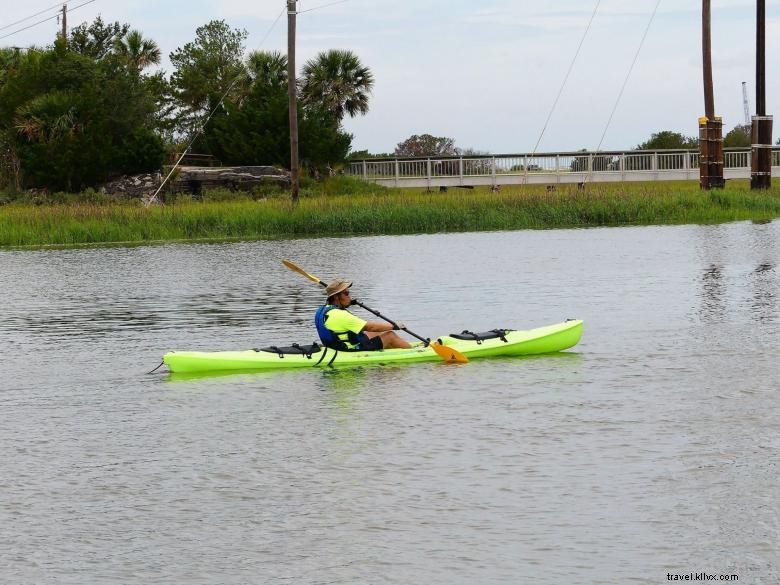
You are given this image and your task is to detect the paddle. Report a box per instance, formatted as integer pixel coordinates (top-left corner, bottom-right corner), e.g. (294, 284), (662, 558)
(282, 259), (468, 363)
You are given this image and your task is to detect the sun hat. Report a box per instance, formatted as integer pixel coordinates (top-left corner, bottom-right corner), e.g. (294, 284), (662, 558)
(325, 280), (352, 298)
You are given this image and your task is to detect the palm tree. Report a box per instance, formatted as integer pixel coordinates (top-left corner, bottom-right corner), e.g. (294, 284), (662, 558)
(14, 92), (79, 143)
(114, 30), (161, 72)
(299, 49), (374, 123)
(246, 50), (288, 91)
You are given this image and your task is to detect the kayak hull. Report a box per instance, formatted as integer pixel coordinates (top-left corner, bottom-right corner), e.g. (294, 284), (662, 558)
(163, 320), (583, 374)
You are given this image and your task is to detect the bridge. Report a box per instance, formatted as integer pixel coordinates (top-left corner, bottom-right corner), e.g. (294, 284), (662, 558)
(347, 148), (780, 189)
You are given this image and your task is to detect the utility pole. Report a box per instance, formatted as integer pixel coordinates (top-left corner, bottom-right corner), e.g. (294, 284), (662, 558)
(60, 3), (67, 40)
(699, 0), (724, 190)
(751, 0), (772, 189)
(287, 0), (300, 203)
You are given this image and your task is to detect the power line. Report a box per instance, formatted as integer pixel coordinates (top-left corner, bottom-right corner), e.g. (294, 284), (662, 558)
(0, 11), (62, 40)
(529, 0), (602, 159)
(0, 2), (64, 33)
(593, 0), (662, 153)
(257, 4), (286, 47)
(0, 0), (98, 42)
(297, 0), (351, 15)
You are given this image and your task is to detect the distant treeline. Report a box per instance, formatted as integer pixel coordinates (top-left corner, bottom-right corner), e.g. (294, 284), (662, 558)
(0, 18), (373, 192)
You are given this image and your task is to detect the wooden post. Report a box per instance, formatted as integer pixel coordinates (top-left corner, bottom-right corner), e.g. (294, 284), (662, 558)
(702, 0), (714, 121)
(700, 0), (724, 190)
(751, 0), (772, 189)
(287, 0), (299, 202)
(57, 4), (67, 40)
(698, 117), (709, 189)
(756, 0), (766, 117)
(711, 117), (724, 188)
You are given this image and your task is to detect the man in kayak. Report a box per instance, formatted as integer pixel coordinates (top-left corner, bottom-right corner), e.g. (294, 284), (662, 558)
(315, 280), (412, 351)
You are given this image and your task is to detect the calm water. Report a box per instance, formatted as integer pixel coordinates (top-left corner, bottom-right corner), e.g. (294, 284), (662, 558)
(1, 223), (778, 584)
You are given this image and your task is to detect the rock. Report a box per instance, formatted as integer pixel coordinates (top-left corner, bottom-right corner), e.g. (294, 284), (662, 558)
(100, 166), (290, 199)
(173, 166), (290, 194)
(101, 172), (163, 198)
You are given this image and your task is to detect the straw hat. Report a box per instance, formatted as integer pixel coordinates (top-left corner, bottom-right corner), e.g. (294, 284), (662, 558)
(325, 280), (352, 298)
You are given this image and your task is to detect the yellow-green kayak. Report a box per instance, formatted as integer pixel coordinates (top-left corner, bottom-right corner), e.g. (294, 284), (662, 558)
(163, 320), (583, 373)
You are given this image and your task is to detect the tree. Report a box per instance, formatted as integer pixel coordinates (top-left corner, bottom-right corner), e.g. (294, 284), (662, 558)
(348, 149), (392, 160)
(69, 17), (130, 59)
(246, 50), (287, 92)
(169, 20), (247, 116)
(0, 40), (164, 191)
(201, 79), (351, 171)
(394, 134), (458, 157)
(300, 49), (374, 122)
(636, 130), (698, 150)
(459, 147), (490, 156)
(14, 90), (78, 143)
(569, 149), (619, 172)
(0, 48), (25, 88)
(114, 30), (162, 72)
(723, 124), (751, 148)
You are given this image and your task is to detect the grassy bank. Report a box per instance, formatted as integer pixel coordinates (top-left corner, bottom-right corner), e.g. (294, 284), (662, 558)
(1, 179), (780, 247)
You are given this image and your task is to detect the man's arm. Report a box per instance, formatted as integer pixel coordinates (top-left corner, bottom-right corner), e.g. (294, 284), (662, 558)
(363, 320), (403, 333)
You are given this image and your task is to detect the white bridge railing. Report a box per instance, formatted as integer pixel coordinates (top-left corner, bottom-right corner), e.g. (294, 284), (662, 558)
(346, 149), (780, 188)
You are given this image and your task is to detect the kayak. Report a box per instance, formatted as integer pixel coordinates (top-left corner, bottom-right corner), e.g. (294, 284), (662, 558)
(163, 319), (583, 374)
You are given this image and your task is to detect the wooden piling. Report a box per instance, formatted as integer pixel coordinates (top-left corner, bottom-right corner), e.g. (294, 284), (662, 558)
(699, 116), (724, 190)
(751, 0), (772, 189)
(699, 0), (724, 190)
(751, 116), (773, 189)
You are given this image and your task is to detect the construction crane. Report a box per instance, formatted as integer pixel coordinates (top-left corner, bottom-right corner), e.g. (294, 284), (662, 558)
(742, 81), (751, 126)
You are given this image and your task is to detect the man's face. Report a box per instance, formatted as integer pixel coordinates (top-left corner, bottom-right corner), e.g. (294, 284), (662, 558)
(338, 289), (352, 308)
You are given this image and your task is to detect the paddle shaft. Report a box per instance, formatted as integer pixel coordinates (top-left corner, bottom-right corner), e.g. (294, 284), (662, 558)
(350, 300), (430, 345)
(282, 258), (468, 362)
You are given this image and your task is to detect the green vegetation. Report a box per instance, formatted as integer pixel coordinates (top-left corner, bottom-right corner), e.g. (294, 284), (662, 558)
(0, 34), (165, 192)
(2, 179), (779, 248)
(723, 124), (751, 148)
(300, 49), (374, 123)
(637, 125), (754, 150)
(394, 134), (459, 157)
(0, 18), (373, 193)
(636, 131), (698, 150)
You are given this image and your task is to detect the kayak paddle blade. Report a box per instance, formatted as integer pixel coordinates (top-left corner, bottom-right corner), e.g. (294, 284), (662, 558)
(431, 341), (469, 364)
(282, 259), (324, 287)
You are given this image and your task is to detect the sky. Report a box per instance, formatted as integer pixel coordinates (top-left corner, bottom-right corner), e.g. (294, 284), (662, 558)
(2, 0), (779, 154)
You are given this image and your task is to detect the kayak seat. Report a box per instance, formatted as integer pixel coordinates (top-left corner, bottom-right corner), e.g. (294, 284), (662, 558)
(256, 342), (322, 359)
(449, 329), (513, 344)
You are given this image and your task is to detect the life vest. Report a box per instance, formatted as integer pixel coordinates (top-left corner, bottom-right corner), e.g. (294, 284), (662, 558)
(314, 305), (361, 350)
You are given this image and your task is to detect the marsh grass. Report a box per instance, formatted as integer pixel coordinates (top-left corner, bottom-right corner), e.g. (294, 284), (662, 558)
(2, 179), (780, 247)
